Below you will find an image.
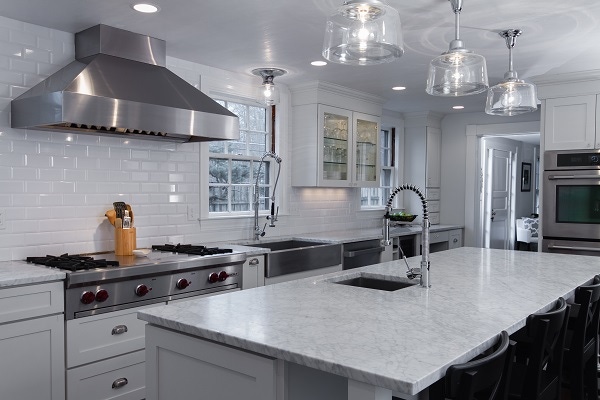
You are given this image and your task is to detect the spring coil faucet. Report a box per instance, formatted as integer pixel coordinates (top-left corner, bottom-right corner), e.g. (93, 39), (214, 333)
(254, 152), (282, 240)
(383, 184), (430, 288)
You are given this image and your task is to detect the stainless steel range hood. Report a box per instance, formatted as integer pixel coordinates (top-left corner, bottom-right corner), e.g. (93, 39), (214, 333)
(11, 25), (239, 143)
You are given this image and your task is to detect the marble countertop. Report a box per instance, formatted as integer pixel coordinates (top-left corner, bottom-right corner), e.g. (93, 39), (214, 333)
(138, 247), (600, 395)
(228, 224), (463, 247)
(0, 260), (65, 288)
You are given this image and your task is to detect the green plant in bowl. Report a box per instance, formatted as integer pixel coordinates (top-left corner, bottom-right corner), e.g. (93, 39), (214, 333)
(389, 212), (417, 222)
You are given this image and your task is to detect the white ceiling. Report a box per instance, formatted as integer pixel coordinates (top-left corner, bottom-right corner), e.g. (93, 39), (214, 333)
(2, 0), (599, 115)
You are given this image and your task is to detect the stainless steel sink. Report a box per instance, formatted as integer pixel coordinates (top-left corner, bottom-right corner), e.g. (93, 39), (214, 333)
(333, 276), (416, 291)
(245, 240), (341, 278)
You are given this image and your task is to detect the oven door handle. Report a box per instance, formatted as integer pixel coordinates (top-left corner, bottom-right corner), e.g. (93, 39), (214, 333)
(548, 244), (600, 253)
(547, 174), (600, 180)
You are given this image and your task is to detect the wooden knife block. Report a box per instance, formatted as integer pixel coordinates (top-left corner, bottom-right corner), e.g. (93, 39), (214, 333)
(115, 227), (136, 256)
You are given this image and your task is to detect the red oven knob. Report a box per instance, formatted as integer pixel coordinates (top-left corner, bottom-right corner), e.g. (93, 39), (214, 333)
(176, 278), (190, 290)
(80, 291), (95, 304)
(208, 272), (219, 283)
(218, 271), (229, 281)
(135, 284), (149, 297)
(95, 289), (109, 302)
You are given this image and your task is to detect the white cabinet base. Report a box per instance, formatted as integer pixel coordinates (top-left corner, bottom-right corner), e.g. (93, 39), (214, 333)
(67, 350), (145, 400)
(0, 313), (65, 400)
(146, 324), (278, 400)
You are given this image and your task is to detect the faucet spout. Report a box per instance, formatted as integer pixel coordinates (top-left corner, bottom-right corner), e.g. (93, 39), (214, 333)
(383, 184), (430, 288)
(254, 152), (282, 240)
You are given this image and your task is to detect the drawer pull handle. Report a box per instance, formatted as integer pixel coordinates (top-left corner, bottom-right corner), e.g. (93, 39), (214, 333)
(112, 377), (128, 389)
(249, 258), (259, 266)
(111, 325), (128, 335)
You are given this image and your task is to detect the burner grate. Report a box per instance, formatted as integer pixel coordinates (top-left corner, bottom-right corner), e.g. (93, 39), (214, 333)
(152, 243), (233, 256)
(26, 253), (119, 271)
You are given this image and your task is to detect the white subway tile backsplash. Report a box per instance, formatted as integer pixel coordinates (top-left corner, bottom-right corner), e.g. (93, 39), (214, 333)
(51, 156), (76, 169)
(121, 160), (140, 171)
(11, 167), (36, 180)
(64, 144), (88, 157)
(9, 57), (36, 73)
(38, 168), (64, 181)
(24, 154), (50, 168)
(0, 180), (24, 194)
(52, 181), (75, 193)
(12, 194), (39, 206)
(76, 157), (99, 169)
(23, 47), (50, 63)
(64, 168), (86, 181)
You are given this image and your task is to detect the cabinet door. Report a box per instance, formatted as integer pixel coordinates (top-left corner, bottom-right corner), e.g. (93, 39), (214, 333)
(243, 255), (265, 289)
(544, 95), (596, 150)
(449, 229), (463, 249)
(318, 105), (353, 187)
(0, 314), (65, 400)
(353, 112), (380, 187)
(426, 127), (441, 188)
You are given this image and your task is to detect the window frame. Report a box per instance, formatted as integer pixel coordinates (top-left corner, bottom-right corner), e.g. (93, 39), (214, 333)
(204, 99), (276, 218)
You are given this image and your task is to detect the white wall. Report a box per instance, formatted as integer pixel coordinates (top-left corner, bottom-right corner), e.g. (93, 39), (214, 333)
(0, 16), (392, 261)
(440, 111), (541, 244)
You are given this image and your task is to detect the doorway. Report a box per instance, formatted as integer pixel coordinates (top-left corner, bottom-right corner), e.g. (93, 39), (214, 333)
(481, 138), (517, 249)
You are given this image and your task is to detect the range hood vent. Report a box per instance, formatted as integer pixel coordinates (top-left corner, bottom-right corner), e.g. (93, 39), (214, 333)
(11, 25), (239, 143)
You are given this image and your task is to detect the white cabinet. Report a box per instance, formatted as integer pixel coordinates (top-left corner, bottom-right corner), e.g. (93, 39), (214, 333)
(405, 117), (442, 224)
(544, 95), (598, 150)
(146, 324), (279, 400)
(292, 104), (380, 187)
(290, 81), (383, 188)
(66, 304), (161, 400)
(0, 282), (65, 400)
(448, 229), (463, 249)
(243, 255), (265, 289)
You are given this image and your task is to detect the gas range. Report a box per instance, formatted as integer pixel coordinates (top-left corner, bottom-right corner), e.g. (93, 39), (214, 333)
(26, 244), (246, 319)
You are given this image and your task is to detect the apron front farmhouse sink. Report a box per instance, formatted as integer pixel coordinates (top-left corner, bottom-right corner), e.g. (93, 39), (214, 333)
(245, 240), (341, 278)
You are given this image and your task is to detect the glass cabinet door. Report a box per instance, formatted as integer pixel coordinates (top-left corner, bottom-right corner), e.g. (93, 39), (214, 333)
(320, 106), (352, 186)
(353, 113), (380, 186)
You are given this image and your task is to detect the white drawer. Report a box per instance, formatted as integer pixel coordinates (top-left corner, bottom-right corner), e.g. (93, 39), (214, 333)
(67, 305), (162, 367)
(429, 230), (449, 244)
(67, 350), (145, 400)
(0, 281), (63, 324)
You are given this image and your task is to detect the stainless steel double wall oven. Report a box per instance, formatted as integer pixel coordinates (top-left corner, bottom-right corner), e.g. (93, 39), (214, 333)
(543, 150), (600, 255)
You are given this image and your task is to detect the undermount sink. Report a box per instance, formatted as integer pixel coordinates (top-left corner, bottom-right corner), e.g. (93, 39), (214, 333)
(245, 240), (341, 278)
(331, 275), (417, 292)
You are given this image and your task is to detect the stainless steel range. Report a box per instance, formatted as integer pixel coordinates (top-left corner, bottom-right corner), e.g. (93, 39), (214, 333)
(27, 244), (246, 320)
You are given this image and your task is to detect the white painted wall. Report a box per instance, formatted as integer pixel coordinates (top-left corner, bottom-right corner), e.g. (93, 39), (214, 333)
(0, 16), (395, 261)
(440, 111), (541, 245)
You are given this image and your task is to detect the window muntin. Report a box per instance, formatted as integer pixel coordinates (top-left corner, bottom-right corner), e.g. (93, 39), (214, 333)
(208, 100), (272, 214)
(361, 129), (393, 208)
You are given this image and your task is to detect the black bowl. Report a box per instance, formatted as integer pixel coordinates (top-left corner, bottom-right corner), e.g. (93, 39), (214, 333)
(389, 214), (417, 222)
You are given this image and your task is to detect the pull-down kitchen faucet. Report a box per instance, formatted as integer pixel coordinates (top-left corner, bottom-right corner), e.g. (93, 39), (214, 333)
(382, 184), (430, 288)
(254, 152), (282, 240)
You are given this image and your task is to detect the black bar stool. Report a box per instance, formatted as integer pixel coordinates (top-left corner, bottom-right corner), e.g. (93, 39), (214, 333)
(563, 276), (600, 400)
(507, 297), (569, 400)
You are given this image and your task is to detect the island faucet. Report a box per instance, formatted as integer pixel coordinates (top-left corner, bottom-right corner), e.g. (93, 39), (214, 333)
(254, 151), (282, 240)
(382, 184), (430, 288)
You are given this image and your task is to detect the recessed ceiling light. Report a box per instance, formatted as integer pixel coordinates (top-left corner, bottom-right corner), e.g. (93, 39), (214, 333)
(392, 86), (406, 91)
(311, 61), (327, 66)
(452, 105), (465, 110)
(132, 3), (160, 13)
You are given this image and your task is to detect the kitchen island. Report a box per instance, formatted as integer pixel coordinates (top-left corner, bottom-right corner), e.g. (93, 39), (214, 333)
(138, 247), (600, 400)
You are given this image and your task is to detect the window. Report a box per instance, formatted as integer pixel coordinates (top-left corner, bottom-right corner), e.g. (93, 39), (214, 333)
(361, 129), (394, 208)
(208, 100), (273, 214)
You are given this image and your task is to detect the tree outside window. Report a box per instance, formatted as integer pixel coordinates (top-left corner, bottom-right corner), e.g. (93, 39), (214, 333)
(208, 101), (272, 214)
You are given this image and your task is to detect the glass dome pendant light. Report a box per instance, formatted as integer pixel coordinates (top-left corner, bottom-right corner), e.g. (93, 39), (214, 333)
(322, 0), (404, 66)
(485, 29), (538, 116)
(251, 68), (287, 106)
(426, 0), (488, 96)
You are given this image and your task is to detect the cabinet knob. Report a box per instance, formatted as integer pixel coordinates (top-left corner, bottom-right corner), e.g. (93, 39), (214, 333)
(112, 377), (128, 389)
(453, 238), (458, 243)
(249, 258), (259, 266)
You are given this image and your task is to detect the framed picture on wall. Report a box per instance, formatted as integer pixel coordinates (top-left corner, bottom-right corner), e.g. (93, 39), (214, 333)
(521, 162), (531, 192)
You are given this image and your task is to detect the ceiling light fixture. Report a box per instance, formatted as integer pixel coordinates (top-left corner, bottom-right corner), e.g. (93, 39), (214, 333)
(452, 105), (464, 109)
(322, 0), (404, 66)
(392, 86), (406, 91)
(485, 29), (538, 116)
(311, 61), (327, 66)
(251, 68), (287, 106)
(131, 3), (159, 13)
(426, 0), (488, 96)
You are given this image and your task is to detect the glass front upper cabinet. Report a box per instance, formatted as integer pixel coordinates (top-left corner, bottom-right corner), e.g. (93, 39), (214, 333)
(317, 105), (380, 187)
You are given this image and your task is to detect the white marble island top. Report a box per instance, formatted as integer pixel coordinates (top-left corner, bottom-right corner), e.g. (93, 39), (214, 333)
(138, 247), (599, 395)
